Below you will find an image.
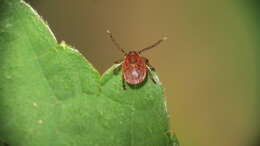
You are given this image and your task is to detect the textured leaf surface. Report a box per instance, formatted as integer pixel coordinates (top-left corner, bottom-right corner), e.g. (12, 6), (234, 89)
(0, 0), (179, 145)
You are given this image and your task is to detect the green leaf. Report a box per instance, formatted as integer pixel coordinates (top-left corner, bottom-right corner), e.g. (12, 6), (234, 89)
(0, 0), (179, 146)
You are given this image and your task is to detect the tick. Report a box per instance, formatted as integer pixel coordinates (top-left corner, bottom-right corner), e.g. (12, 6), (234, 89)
(107, 30), (167, 90)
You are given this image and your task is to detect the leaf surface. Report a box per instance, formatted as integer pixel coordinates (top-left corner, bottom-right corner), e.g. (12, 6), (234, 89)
(0, 0), (179, 145)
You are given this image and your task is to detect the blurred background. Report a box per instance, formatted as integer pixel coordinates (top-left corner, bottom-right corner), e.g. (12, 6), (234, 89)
(24, 0), (258, 146)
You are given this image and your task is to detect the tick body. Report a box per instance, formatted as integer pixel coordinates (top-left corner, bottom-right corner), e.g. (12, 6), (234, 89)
(122, 51), (147, 85)
(107, 30), (167, 90)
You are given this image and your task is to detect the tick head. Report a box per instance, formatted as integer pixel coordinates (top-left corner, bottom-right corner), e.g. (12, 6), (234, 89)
(125, 51), (140, 64)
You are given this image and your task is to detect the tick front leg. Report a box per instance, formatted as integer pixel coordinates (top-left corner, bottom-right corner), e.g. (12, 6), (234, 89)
(143, 57), (156, 71)
(147, 69), (157, 84)
(122, 73), (126, 90)
(113, 59), (123, 73)
(114, 58), (123, 64)
(113, 64), (121, 73)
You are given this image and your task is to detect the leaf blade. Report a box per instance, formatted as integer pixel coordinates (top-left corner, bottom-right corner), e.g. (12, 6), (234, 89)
(0, 0), (179, 146)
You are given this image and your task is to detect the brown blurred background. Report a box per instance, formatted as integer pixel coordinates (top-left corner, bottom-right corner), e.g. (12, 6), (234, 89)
(24, 0), (258, 146)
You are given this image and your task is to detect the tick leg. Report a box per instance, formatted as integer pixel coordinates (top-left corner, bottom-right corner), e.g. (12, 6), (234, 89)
(143, 57), (156, 71)
(114, 58), (123, 64)
(106, 30), (126, 54)
(113, 64), (122, 73)
(113, 59), (123, 73)
(122, 73), (126, 90)
(138, 37), (167, 53)
(147, 69), (157, 84)
(147, 62), (155, 71)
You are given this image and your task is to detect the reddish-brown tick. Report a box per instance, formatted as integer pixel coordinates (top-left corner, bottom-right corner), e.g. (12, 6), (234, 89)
(107, 30), (167, 90)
